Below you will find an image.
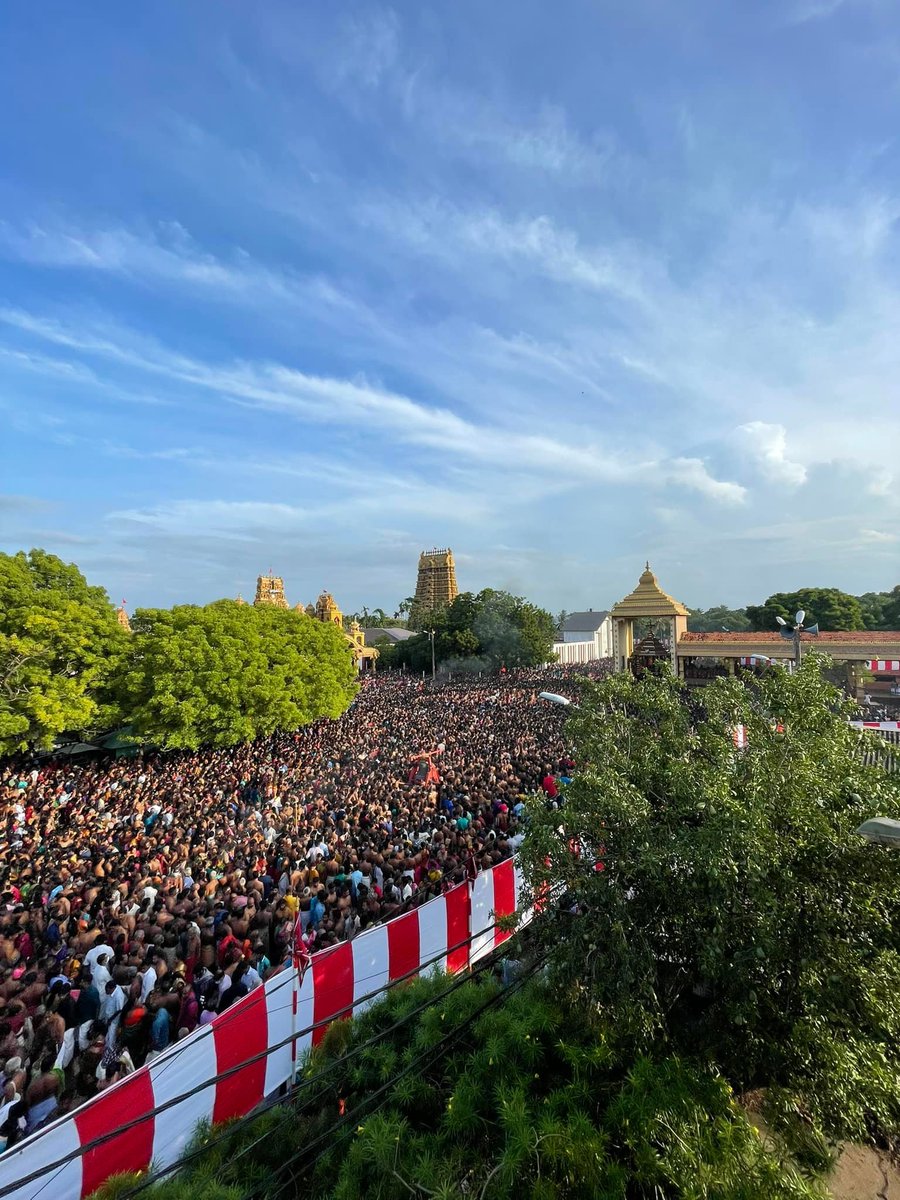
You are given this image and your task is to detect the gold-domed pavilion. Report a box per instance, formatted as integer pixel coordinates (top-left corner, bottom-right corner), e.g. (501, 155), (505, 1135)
(610, 563), (689, 672)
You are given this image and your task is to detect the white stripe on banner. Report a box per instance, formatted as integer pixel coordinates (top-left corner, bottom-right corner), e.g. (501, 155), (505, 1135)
(469, 870), (496, 965)
(351, 924), (390, 1015)
(150, 1021), (218, 1171)
(262, 966), (296, 1097)
(417, 889), (449, 976)
(0, 1103), (82, 1200)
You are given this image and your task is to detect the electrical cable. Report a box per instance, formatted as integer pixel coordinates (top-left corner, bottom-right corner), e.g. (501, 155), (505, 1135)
(110, 937), (525, 1200)
(2, 914), (514, 1191)
(259, 949), (550, 1200)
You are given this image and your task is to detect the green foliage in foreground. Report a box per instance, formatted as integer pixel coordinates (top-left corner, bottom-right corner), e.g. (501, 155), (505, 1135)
(119, 601), (359, 749)
(521, 655), (900, 1144)
(93, 972), (825, 1200)
(0, 549), (128, 753)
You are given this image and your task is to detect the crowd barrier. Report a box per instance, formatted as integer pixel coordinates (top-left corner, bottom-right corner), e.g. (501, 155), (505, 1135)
(0, 859), (526, 1200)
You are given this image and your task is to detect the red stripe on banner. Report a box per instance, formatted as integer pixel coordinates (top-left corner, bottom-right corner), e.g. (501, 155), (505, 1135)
(445, 883), (470, 974)
(312, 941), (354, 1046)
(212, 985), (269, 1124)
(492, 858), (517, 947)
(387, 909), (420, 982)
(77, 1066), (155, 1198)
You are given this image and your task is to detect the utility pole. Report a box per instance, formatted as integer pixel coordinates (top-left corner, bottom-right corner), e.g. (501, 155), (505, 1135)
(429, 629), (436, 680)
(775, 609), (818, 670)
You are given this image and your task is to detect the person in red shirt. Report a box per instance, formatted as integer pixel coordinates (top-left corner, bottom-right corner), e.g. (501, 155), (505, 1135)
(541, 769), (558, 799)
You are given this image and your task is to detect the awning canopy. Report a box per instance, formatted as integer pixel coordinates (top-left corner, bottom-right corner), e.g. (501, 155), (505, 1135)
(856, 817), (900, 846)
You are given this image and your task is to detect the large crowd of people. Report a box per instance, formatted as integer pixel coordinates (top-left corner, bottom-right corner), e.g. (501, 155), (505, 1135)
(0, 662), (613, 1149)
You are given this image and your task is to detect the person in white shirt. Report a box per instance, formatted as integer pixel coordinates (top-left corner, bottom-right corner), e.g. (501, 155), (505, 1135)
(139, 959), (157, 1003)
(100, 979), (127, 1050)
(90, 952), (113, 993)
(85, 943), (115, 973)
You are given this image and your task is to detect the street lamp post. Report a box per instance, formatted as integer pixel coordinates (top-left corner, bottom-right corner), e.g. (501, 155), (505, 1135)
(428, 629), (436, 681)
(775, 609), (819, 670)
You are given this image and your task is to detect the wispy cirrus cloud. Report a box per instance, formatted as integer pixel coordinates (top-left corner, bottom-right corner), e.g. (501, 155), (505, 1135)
(0, 219), (362, 318)
(0, 304), (744, 505)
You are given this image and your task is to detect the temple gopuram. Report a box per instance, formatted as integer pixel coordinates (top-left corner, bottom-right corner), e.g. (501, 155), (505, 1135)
(248, 573), (378, 671)
(411, 548), (458, 625)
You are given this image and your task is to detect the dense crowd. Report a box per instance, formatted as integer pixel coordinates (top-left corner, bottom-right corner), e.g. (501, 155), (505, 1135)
(0, 662), (613, 1148)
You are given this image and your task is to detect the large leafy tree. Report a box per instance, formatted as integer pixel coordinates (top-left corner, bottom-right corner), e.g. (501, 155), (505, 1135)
(521, 657), (900, 1142)
(745, 588), (865, 631)
(866, 585), (900, 630)
(688, 605), (752, 633)
(396, 589), (557, 672)
(119, 600), (358, 749)
(95, 971), (825, 1200)
(0, 549), (127, 753)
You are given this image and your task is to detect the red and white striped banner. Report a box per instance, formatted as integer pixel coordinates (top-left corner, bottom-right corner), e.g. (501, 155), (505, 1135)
(866, 661), (900, 672)
(851, 720), (900, 731)
(0, 862), (526, 1200)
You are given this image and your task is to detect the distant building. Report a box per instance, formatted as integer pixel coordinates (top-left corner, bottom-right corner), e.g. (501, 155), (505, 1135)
(412, 548), (458, 623)
(315, 590), (343, 626)
(552, 610), (612, 664)
(248, 574), (378, 670)
(116, 604), (131, 633)
(254, 573), (288, 608)
(363, 626), (416, 646)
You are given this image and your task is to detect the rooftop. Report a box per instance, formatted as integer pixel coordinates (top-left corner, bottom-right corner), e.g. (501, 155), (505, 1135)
(610, 563), (690, 619)
(562, 610), (610, 633)
(363, 626), (416, 645)
(679, 630), (900, 645)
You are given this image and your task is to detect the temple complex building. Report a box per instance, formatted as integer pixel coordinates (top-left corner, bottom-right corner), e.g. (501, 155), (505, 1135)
(603, 564), (900, 701)
(610, 563), (689, 673)
(411, 548), (458, 624)
(253, 573), (288, 608)
(115, 604), (131, 633)
(245, 574), (377, 670)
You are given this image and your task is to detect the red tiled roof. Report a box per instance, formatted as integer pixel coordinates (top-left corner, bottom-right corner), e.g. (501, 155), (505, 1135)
(679, 630), (900, 644)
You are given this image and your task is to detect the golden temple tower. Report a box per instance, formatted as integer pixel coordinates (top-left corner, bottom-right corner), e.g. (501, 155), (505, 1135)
(254, 572), (289, 607)
(315, 590), (343, 626)
(412, 548), (459, 623)
(116, 603), (131, 633)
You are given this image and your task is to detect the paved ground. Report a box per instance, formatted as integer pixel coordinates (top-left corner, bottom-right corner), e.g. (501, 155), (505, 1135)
(828, 1144), (899, 1200)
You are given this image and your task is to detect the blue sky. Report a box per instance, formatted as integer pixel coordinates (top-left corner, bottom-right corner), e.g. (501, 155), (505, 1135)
(1, 0), (898, 615)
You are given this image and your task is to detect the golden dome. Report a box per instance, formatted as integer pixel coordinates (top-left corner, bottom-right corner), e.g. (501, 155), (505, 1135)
(610, 562), (689, 619)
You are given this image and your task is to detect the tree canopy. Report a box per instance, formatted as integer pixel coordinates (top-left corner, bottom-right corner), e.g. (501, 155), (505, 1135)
(394, 589), (557, 673)
(858, 586), (900, 631)
(745, 588), (865, 632)
(521, 657), (900, 1144)
(95, 969), (826, 1200)
(0, 549), (127, 754)
(119, 600), (358, 749)
(688, 605), (752, 633)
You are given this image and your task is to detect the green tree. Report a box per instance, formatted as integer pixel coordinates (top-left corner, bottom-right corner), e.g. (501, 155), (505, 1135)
(370, 635), (399, 669)
(94, 971), (824, 1200)
(119, 600), (358, 749)
(395, 590), (557, 672)
(521, 657), (900, 1142)
(745, 588), (865, 632)
(688, 605), (752, 633)
(881, 585), (900, 629)
(0, 549), (127, 754)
